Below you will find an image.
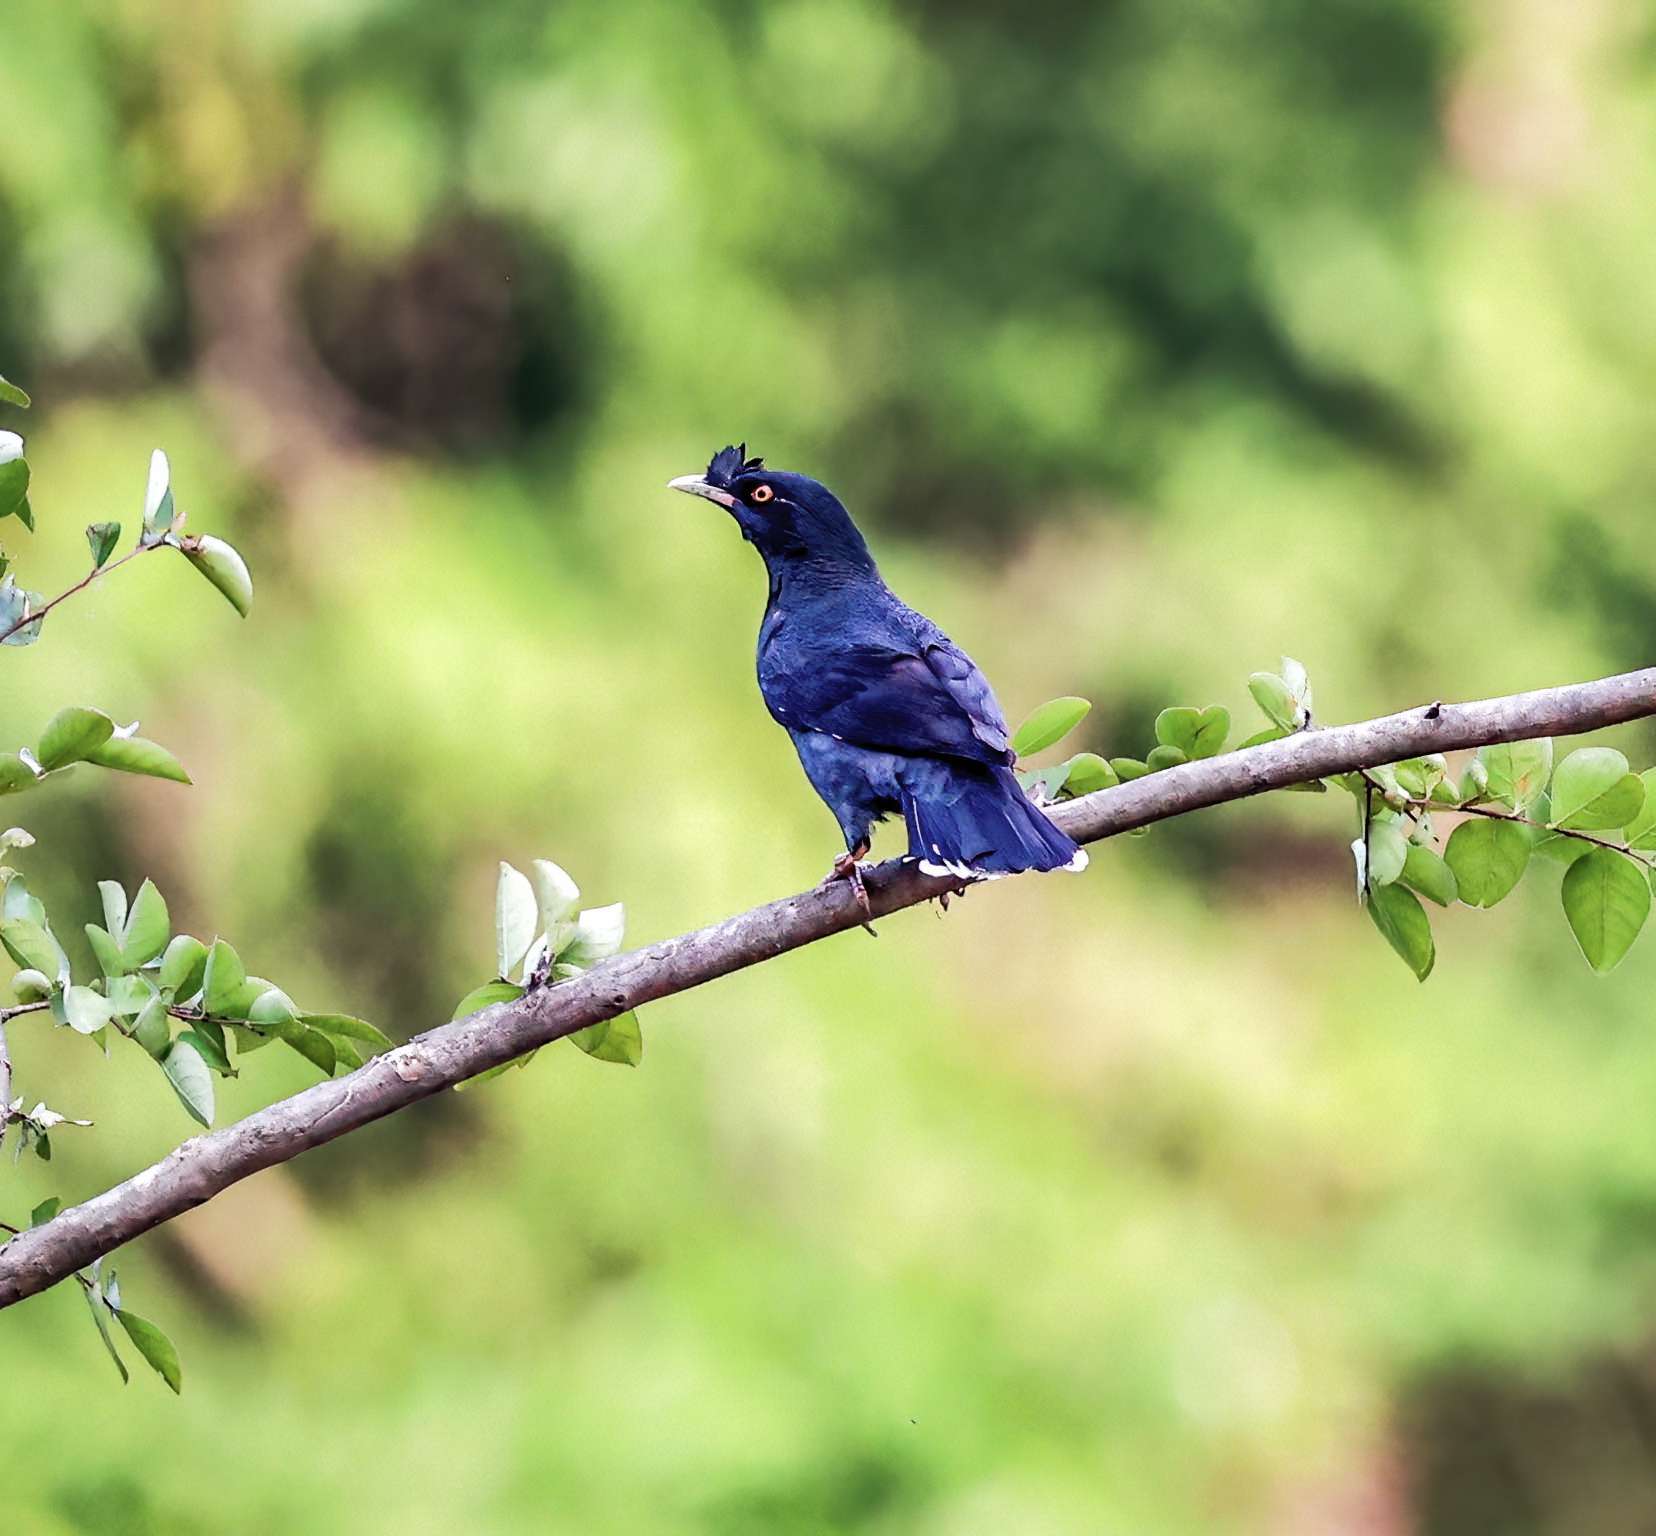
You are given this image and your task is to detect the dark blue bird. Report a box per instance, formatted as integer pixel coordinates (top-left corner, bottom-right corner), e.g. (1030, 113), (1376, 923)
(669, 445), (1086, 912)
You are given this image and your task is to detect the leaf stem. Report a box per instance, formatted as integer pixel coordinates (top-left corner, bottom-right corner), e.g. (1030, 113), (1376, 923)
(1402, 794), (1656, 866)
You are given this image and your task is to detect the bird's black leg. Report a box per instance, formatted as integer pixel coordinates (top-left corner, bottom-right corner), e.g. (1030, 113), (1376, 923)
(823, 840), (876, 932)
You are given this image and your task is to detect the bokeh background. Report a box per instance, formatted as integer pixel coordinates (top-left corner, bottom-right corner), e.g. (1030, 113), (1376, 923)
(5, 1), (1656, 1531)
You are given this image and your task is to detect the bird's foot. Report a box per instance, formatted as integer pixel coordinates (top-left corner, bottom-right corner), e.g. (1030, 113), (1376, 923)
(823, 847), (876, 934)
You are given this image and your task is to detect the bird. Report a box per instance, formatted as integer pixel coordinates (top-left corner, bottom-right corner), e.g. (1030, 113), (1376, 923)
(668, 445), (1087, 914)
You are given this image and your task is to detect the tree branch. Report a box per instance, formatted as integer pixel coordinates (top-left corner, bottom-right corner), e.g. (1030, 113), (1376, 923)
(2, 664), (1653, 1309)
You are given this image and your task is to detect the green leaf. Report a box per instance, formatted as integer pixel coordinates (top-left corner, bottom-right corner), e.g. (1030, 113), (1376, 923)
(0, 754), (37, 794)
(98, 880), (128, 938)
(1532, 832), (1593, 868)
(496, 862), (537, 980)
(561, 903), (626, 966)
(1108, 757), (1150, 782)
(1237, 725), (1289, 750)
(142, 449), (175, 539)
(530, 859), (581, 933)
(1550, 747), (1637, 829)
(300, 1012), (393, 1051)
(201, 939), (246, 1014)
(1400, 843), (1459, 907)
(82, 735), (191, 784)
(0, 455), (29, 522)
(1365, 819), (1409, 887)
(1444, 818), (1532, 908)
(328, 1035), (366, 1072)
(1565, 775), (1647, 832)
(1479, 739), (1552, 812)
(3, 873), (45, 924)
(1011, 697), (1091, 757)
(247, 986), (299, 1028)
(30, 1197), (59, 1226)
(1154, 705), (1230, 760)
(181, 535), (252, 616)
(37, 707), (115, 771)
(1247, 672), (1299, 731)
(1622, 769), (1656, 850)
(162, 1038), (215, 1127)
(1145, 744), (1188, 773)
(1366, 882), (1434, 980)
(119, 878), (169, 968)
(453, 980), (524, 1019)
(177, 1026), (232, 1074)
(83, 1284), (129, 1384)
(0, 374), (30, 409)
(113, 1309), (182, 1394)
(86, 522), (121, 570)
(158, 934), (208, 998)
(283, 1025), (336, 1076)
(10, 968), (51, 1002)
(104, 973), (156, 1017)
(230, 1024), (275, 1055)
(1057, 752), (1117, 797)
(1562, 848), (1651, 973)
(85, 923), (128, 979)
(133, 995), (171, 1059)
(63, 985), (114, 1035)
(0, 917), (64, 978)
(569, 1010), (644, 1066)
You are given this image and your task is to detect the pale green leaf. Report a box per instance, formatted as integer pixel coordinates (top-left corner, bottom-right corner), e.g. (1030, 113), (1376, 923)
(158, 934), (208, 998)
(495, 861), (537, 980)
(82, 735), (191, 784)
(201, 939), (246, 1014)
(1479, 739), (1552, 812)
(1550, 747), (1634, 829)
(36, 707), (115, 771)
(161, 1038), (214, 1127)
(120, 878), (169, 968)
(182, 535), (252, 616)
(63, 985), (114, 1035)
(1011, 697), (1091, 757)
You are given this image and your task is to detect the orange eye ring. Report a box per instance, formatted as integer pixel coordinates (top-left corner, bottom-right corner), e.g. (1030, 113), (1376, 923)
(750, 484), (775, 503)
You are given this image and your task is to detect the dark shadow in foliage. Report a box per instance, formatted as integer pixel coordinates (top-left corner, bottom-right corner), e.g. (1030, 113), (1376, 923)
(299, 214), (597, 455)
(700, 1449), (930, 1536)
(1400, 1346), (1656, 1536)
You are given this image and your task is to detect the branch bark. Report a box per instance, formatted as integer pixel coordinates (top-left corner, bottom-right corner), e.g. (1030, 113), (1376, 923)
(2, 665), (1653, 1309)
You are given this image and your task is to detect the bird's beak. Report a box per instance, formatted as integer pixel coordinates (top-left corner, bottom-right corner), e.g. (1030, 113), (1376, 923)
(668, 474), (738, 510)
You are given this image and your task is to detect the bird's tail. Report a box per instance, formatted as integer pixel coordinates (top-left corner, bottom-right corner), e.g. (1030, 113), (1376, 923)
(902, 764), (1088, 879)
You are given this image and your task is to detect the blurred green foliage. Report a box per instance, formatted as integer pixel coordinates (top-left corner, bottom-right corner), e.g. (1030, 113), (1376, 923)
(6, 0), (1656, 1530)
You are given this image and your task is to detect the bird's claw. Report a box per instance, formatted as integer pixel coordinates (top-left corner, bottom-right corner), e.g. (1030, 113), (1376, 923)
(824, 851), (877, 934)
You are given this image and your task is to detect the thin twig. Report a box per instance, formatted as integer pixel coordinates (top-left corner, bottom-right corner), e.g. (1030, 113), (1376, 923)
(2, 664), (1655, 1309)
(0, 542), (162, 648)
(1423, 798), (1656, 865)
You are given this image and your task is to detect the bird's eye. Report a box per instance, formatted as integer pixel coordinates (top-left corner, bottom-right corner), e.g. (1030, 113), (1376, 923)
(750, 484), (774, 504)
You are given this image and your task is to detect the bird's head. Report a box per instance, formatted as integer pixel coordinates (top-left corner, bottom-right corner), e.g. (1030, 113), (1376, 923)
(669, 445), (873, 573)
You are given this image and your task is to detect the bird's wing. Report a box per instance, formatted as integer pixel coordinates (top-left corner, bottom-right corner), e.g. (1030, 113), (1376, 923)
(784, 637), (1013, 765)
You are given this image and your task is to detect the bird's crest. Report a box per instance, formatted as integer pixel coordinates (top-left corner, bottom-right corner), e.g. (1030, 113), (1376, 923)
(705, 443), (764, 489)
